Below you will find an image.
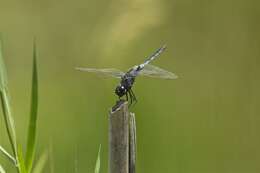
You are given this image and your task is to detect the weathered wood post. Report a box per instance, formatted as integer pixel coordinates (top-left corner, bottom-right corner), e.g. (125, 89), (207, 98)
(129, 113), (136, 173)
(109, 101), (129, 173)
(109, 100), (136, 173)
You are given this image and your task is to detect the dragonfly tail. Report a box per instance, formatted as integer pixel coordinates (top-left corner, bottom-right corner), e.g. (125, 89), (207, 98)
(142, 45), (167, 67)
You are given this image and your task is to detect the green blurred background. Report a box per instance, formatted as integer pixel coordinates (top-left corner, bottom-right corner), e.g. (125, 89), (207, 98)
(0, 0), (260, 172)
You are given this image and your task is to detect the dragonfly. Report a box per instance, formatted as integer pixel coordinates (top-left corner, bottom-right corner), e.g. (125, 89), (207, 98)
(76, 45), (178, 105)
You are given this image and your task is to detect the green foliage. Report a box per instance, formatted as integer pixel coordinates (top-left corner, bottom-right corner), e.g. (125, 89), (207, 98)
(0, 36), (18, 168)
(0, 35), (7, 91)
(17, 145), (27, 173)
(0, 145), (16, 164)
(0, 38), (44, 173)
(25, 41), (39, 173)
(0, 164), (6, 173)
(32, 152), (48, 173)
(94, 145), (101, 173)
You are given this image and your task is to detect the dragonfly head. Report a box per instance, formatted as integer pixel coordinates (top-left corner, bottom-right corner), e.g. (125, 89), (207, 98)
(115, 85), (127, 97)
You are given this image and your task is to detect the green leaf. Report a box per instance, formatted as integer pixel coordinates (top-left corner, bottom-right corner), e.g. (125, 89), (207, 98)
(48, 142), (54, 173)
(0, 35), (18, 160)
(94, 145), (101, 173)
(0, 35), (7, 91)
(0, 164), (6, 173)
(25, 42), (39, 173)
(17, 145), (27, 173)
(32, 152), (48, 173)
(0, 145), (16, 164)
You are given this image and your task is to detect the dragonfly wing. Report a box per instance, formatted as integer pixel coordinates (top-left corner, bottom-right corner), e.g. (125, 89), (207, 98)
(76, 67), (125, 78)
(138, 64), (178, 79)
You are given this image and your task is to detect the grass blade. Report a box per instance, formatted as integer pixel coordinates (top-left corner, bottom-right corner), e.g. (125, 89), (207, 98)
(0, 145), (16, 164)
(0, 35), (7, 90)
(94, 145), (101, 173)
(25, 42), (39, 173)
(17, 145), (27, 173)
(32, 152), (48, 173)
(0, 35), (18, 161)
(0, 164), (6, 173)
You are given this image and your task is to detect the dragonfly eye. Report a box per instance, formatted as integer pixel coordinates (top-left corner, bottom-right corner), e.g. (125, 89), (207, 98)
(115, 85), (126, 97)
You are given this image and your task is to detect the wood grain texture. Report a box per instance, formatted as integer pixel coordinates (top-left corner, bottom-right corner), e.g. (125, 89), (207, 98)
(109, 101), (129, 173)
(129, 113), (136, 173)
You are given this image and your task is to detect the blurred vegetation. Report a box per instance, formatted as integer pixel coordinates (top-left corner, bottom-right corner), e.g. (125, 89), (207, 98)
(0, 0), (260, 172)
(1, 38), (48, 173)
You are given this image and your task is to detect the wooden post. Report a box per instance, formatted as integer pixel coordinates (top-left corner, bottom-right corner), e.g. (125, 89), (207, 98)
(129, 113), (136, 173)
(109, 100), (137, 173)
(109, 101), (129, 173)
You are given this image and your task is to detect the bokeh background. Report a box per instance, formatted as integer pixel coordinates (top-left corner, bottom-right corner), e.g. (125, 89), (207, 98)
(0, 0), (260, 172)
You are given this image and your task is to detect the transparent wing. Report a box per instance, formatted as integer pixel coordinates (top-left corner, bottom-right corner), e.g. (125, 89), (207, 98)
(138, 64), (178, 79)
(75, 67), (125, 78)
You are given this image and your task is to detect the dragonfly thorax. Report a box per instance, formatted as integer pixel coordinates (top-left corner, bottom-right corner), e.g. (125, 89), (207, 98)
(115, 76), (135, 97)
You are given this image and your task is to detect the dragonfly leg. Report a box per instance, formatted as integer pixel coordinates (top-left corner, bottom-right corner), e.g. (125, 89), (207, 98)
(128, 91), (133, 107)
(125, 92), (129, 101)
(130, 89), (137, 104)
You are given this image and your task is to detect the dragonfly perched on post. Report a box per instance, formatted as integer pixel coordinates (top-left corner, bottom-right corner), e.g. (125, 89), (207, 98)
(76, 45), (178, 105)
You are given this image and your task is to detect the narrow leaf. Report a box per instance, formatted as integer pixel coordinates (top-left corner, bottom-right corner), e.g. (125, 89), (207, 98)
(25, 42), (39, 173)
(94, 145), (101, 173)
(49, 141), (54, 173)
(0, 145), (16, 164)
(17, 145), (27, 173)
(0, 164), (6, 173)
(0, 35), (18, 159)
(0, 35), (7, 91)
(32, 152), (48, 173)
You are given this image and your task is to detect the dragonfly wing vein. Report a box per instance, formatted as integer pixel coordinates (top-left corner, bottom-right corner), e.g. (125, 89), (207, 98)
(76, 67), (125, 78)
(138, 64), (178, 79)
